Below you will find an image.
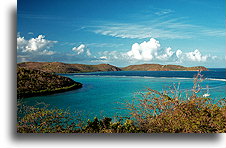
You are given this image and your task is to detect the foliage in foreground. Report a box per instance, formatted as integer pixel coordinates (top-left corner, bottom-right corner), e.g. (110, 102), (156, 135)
(17, 103), (140, 133)
(17, 73), (226, 133)
(126, 96), (225, 133)
(17, 97), (225, 133)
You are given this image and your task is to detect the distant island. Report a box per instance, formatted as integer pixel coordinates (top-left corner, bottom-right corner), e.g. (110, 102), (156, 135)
(17, 67), (82, 99)
(122, 64), (208, 71)
(17, 62), (208, 73)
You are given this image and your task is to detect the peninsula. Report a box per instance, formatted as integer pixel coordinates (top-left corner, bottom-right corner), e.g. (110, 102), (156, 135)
(17, 67), (82, 98)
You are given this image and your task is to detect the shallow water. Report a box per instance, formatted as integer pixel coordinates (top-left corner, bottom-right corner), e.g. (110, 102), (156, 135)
(20, 70), (226, 119)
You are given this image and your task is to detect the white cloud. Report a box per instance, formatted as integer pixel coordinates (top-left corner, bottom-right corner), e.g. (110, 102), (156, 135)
(157, 47), (174, 61)
(86, 49), (91, 56)
(127, 38), (160, 61)
(17, 36), (27, 51)
(97, 38), (216, 64)
(126, 38), (214, 63)
(17, 34), (59, 63)
(72, 44), (92, 57)
(90, 18), (224, 39)
(185, 49), (209, 62)
(100, 56), (107, 60)
(176, 50), (183, 58)
(92, 22), (194, 39)
(72, 44), (85, 54)
(201, 29), (225, 37)
(17, 35), (57, 54)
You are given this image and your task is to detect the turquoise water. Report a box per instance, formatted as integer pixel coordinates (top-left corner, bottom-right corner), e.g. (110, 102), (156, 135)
(20, 71), (226, 119)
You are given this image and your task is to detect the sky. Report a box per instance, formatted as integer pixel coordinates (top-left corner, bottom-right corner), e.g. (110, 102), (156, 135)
(17, 0), (225, 68)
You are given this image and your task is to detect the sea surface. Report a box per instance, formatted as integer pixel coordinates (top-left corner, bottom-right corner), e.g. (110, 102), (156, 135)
(20, 69), (226, 119)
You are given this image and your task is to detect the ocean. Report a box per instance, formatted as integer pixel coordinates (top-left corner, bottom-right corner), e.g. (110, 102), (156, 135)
(20, 69), (226, 120)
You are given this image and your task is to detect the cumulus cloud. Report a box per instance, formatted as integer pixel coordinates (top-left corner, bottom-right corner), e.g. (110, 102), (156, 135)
(126, 38), (214, 63)
(17, 34), (58, 63)
(127, 38), (160, 61)
(185, 49), (209, 62)
(157, 47), (174, 61)
(176, 50), (183, 58)
(97, 38), (215, 65)
(72, 44), (92, 57)
(126, 38), (178, 61)
(17, 36), (27, 51)
(17, 35), (57, 54)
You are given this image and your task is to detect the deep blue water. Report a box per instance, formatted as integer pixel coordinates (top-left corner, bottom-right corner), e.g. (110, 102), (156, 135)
(65, 68), (226, 79)
(21, 69), (225, 120)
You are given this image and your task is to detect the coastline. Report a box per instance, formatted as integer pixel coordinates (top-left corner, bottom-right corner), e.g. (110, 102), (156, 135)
(17, 82), (82, 99)
(72, 74), (226, 82)
(17, 67), (83, 99)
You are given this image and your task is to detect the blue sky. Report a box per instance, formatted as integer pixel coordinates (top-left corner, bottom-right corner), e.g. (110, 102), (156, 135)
(17, 0), (225, 67)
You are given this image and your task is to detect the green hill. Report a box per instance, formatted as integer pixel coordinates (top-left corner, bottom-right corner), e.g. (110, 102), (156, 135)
(17, 67), (82, 98)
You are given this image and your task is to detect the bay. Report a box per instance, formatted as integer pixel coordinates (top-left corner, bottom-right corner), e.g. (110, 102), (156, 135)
(20, 69), (226, 120)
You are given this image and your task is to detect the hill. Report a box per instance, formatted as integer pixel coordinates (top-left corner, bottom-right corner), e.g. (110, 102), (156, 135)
(17, 67), (82, 98)
(17, 62), (122, 73)
(17, 62), (208, 73)
(122, 64), (208, 71)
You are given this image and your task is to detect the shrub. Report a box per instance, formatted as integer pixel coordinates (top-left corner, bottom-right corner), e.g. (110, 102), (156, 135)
(17, 103), (81, 133)
(125, 72), (226, 133)
(17, 73), (226, 133)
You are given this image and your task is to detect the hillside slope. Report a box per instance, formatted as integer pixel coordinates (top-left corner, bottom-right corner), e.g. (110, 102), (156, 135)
(17, 62), (122, 73)
(17, 67), (82, 98)
(17, 62), (208, 73)
(122, 64), (208, 71)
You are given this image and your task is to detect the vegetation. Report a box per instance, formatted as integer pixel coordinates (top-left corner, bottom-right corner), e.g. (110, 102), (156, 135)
(17, 96), (225, 133)
(122, 64), (208, 71)
(17, 67), (82, 98)
(17, 62), (122, 73)
(17, 73), (225, 133)
(17, 103), (141, 133)
(17, 62), (208, 73)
